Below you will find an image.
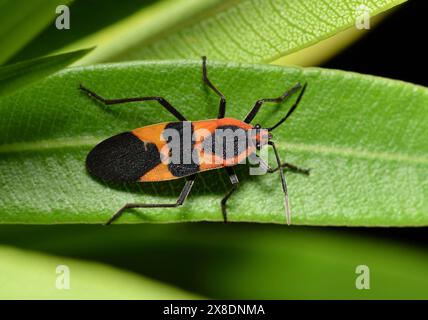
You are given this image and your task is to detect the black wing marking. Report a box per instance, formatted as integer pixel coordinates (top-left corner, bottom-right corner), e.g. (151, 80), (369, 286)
(86, 132), (161, 183)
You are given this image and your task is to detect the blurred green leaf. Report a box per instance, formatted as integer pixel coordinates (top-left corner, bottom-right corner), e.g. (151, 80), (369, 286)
(0, 48), (92, 98)
(9, 0), (156, 63)
(1, 224), (428, 299)
(66, 0), (225, 65)
(0, 60), (426, 226)
(74, 0), (406, 64)
(0, 0), (73, 64)
(0, 244), (199, 299)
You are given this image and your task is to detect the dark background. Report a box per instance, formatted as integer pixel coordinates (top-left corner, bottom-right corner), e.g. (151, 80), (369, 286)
(325, 0), (426, 87)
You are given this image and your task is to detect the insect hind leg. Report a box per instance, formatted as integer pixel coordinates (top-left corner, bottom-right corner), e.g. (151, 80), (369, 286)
(106, 175), (196, 225)
(79, 84), (187, 121)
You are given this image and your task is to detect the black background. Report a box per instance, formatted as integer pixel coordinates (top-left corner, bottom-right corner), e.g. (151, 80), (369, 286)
(324, 0), (426, 87)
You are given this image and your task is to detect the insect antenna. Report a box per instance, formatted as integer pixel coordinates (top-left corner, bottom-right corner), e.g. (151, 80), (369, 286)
(267, 83), (307, 132)
(268, 141), (291, 225)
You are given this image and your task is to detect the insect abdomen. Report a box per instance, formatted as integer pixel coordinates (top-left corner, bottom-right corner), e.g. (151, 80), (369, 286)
(86, 132), (161, 183)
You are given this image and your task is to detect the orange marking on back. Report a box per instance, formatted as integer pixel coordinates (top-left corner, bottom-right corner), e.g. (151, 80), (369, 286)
(131, 118), (255, 181)
(192, 118), (252, 133)
(132, 122), (168, 151)
(139, 162), (178, 182)
(194, 118), (255, 168)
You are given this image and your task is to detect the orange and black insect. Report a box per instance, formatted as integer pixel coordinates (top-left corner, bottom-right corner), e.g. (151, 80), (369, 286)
(80, 57), (309, 225)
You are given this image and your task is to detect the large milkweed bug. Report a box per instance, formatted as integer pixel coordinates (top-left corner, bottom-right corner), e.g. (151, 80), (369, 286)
(80, 57), (309, 225)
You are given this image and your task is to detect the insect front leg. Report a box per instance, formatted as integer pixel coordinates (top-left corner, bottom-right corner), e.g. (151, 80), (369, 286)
(267, 162), (310, 175)
(244, 83), (302, 124)
(256, 155), (310, 175)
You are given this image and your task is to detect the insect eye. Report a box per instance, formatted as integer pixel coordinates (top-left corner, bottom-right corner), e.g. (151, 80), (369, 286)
(254, 124), (261, 129)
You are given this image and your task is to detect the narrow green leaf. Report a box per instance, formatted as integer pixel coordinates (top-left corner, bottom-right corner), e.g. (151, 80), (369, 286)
(76, 0), (406, 64)
(0, 60), (426, 226)
(0, 48), (93, 98)
(7, 0), (152, 63)
(0, 244), (199, 299)
(0, 0), (73, 64)
(65, 0), (225, 65)
(1, 224), (428, 299)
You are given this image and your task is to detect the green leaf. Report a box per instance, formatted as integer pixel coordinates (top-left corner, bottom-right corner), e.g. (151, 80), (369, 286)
(0, 60), (426, 226)
(8, 0), (156, 63)
(0, 48), (93, 98)
(0, 0), (73, 64)
(0, 244), (199, 299)
(2, 224), (428, 299)
(74, 0), (406, 64)
(65, 0), (225, 65)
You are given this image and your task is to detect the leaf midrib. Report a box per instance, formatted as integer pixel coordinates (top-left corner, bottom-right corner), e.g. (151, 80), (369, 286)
(1, 137), (426, 165)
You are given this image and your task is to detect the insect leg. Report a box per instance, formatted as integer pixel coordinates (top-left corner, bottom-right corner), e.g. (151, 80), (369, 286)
(201, 56), (227, 118)
(79, 84), (187, 121)
(105, 175), (196, 225)
(259, 157), (310, 175)
(268, 141), (291, 225)
(243, 83), (302, 124)
(221, 167), (239, 223)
